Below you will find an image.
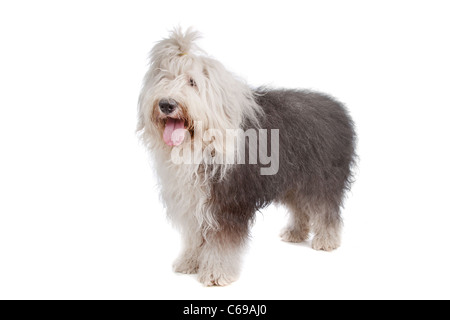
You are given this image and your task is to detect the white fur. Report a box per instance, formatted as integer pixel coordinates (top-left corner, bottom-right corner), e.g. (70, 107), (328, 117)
(137, 28), (264, 285)
(197, 239), (244, 286)
(153, 151), (210, 227)
(137, 27), (261, 233)
(138, 29), (261, 169)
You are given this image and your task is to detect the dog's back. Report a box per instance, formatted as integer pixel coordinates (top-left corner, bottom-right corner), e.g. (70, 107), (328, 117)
(256, 89), (356, 203)
(208, 89), (356, 251)
(210, 89), (356, 211)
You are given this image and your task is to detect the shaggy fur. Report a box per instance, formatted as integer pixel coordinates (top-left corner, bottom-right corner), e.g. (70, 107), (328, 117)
(137, 28), (356, 286)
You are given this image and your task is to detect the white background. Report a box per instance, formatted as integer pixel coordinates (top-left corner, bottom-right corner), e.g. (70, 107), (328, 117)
(1, 0), (449, 300)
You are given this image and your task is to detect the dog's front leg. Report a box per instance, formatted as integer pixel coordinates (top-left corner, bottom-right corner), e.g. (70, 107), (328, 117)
(197, 220), (248, 286)
(172, 216), (204, 274)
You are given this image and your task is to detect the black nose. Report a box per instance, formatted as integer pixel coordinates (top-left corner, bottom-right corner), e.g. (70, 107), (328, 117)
(159, 99), (177, 115)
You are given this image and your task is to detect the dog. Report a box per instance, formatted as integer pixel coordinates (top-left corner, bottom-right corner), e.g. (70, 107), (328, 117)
(137, 28), (356, 286)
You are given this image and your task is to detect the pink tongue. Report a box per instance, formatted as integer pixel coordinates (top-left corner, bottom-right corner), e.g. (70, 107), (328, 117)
(163, 118), (186, 146)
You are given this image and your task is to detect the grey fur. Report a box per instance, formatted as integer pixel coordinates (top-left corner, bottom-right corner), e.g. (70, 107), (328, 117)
(208, 88), (356, 249)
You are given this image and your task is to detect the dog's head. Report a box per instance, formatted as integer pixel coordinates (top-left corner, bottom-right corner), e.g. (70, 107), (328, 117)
(137, 27), (260, 150)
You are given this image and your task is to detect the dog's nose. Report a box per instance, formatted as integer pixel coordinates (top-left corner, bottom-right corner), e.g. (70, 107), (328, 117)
(159, 99), (177, 115)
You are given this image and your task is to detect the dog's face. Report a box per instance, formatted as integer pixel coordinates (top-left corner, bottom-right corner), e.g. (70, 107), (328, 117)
(138, 29), (223, 148)
(144, 52), (209, 147)
(138, 28), (260, 153)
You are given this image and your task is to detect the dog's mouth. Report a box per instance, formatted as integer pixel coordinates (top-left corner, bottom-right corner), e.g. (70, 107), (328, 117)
(162, 117), (188, 146)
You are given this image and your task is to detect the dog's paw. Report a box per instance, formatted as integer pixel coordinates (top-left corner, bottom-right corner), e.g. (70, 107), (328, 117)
(198, 269), (238, 287)
(173, 254), (199, 274)
(312, 236), (340, 252)
(280, 227), (309, 243)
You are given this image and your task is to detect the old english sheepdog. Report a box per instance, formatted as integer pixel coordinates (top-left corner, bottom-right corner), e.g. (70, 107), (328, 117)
(137, 28), (356, 286)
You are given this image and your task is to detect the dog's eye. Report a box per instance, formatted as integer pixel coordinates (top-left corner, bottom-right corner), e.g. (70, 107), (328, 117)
(189, 78), (197, 87)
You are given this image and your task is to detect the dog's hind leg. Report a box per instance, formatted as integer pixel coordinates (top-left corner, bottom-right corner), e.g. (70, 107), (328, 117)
(280, 193), (310, 243)
(280, 192), (341, 251)
(310, 203), (342, 252)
